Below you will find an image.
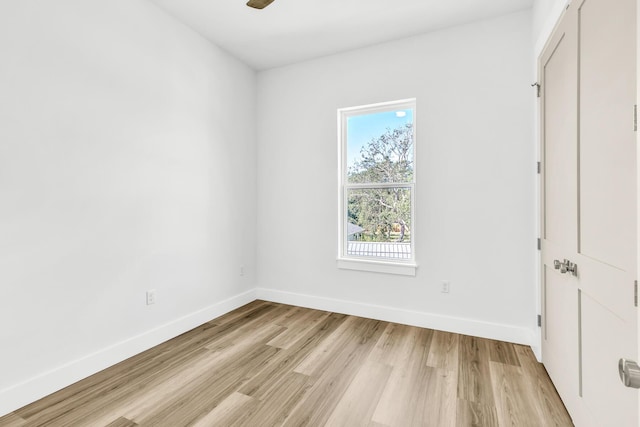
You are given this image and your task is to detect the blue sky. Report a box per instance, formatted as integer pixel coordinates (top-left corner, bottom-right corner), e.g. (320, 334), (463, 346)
(347, 109), (413, 169)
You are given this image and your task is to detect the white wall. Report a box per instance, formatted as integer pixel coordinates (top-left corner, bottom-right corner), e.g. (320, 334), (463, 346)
(533, 0), (569, 53)
(256, 10), (536, 344)
(0, 0), (256, 415)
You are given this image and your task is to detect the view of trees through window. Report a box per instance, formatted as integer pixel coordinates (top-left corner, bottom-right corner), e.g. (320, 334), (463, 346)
(343, 105), (415, 260)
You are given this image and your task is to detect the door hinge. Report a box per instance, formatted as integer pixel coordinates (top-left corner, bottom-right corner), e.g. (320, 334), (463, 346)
(537, 314), (542, 327)
(634, 105), (637, 132)
(537, 161), (541, 174)
(537, 238), (541, 251)
(635, 280), (638, 307)
(532, 82), (541, 98)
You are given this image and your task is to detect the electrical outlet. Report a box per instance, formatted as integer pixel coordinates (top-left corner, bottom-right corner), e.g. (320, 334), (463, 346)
(441, 281), (450, 293)
(146, 289), (157, 305)
(240, 265), (245, 276)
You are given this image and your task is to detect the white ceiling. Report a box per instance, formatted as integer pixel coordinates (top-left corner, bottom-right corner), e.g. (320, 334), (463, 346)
(149, 0), (533, 70)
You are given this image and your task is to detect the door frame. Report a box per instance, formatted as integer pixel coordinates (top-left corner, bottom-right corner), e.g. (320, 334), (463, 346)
(637, 0), (640, 420)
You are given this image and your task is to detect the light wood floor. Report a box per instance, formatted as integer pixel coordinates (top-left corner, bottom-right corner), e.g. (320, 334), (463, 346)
(0, 301), (573, 427)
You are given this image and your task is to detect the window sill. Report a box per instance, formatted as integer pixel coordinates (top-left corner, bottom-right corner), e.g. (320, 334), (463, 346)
(337, 258), (417, 276)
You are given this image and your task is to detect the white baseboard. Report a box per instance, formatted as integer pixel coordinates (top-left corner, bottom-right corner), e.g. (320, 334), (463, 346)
(0, 289), (257, 417)
(256, 288), (536, 347)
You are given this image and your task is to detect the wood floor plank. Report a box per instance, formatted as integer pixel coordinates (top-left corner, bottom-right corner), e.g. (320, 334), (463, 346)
(427, 330), (459, 372)
(0, 413), (26, 427)
(105, 417), (138, 427)
(490, 361), (543, 426)
(205, 323), (287, 363)
(239, 312), (347, 399)
(427, 367), (459, 426)
(513, 345), (573, 426)
(456, 399), (499, 427)
(368, 323), (416, 366)
(371, 327), (443, 426)
(34, 347), (217, 427)
(376, 366), (458, 427)
(133, 342), (280, 426)
(293, 316), (385, 377)
(488, 339), (521, 367)
(325, 361), (392, 427)
(5, 303), (571, 427)
(236, 372), (313, 427)
(272, 305), (308, 326)
(204, 305), (291, 354)
(212, 300), (274, 325)
(190, 392), (258, 427)
(267, 308), (331, 349)
(284, 318), (386, 426)
(292, 315), (359, 376)
(457, 334), (496, 407)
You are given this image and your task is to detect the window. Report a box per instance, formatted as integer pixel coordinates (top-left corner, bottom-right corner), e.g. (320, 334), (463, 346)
(337, 99), (416, 276)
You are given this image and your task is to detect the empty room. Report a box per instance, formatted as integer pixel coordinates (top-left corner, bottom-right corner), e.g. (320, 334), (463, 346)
(1, 0), (638, 425)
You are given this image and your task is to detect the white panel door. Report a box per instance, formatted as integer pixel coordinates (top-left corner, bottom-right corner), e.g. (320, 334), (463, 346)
(541, 0), (638, 425)
(540, 6), (580, 418)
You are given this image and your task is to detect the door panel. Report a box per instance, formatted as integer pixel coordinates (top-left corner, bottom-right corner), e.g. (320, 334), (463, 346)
(543, 25), (578, 251)
(577, 254), (636, 325)
(543, 266), (579, 410)
(579, 0), (637, 271)
(582, 293), (638, 427)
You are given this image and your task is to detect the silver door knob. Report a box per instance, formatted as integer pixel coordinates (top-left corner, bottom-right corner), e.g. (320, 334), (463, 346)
(553, 259), (578, 276)
(618, 359), (640, 388)
(564, 259), (577, 276)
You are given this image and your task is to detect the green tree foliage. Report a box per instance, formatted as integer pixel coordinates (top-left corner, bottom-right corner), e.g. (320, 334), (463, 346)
(347, 124), (413, 242)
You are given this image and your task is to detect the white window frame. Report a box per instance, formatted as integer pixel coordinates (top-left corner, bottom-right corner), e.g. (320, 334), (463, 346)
(337, 99), (417, 276)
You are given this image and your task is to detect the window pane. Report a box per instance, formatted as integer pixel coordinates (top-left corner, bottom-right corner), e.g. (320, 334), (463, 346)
(347, 109), (414, 184)
(346, 187), (412, 260)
